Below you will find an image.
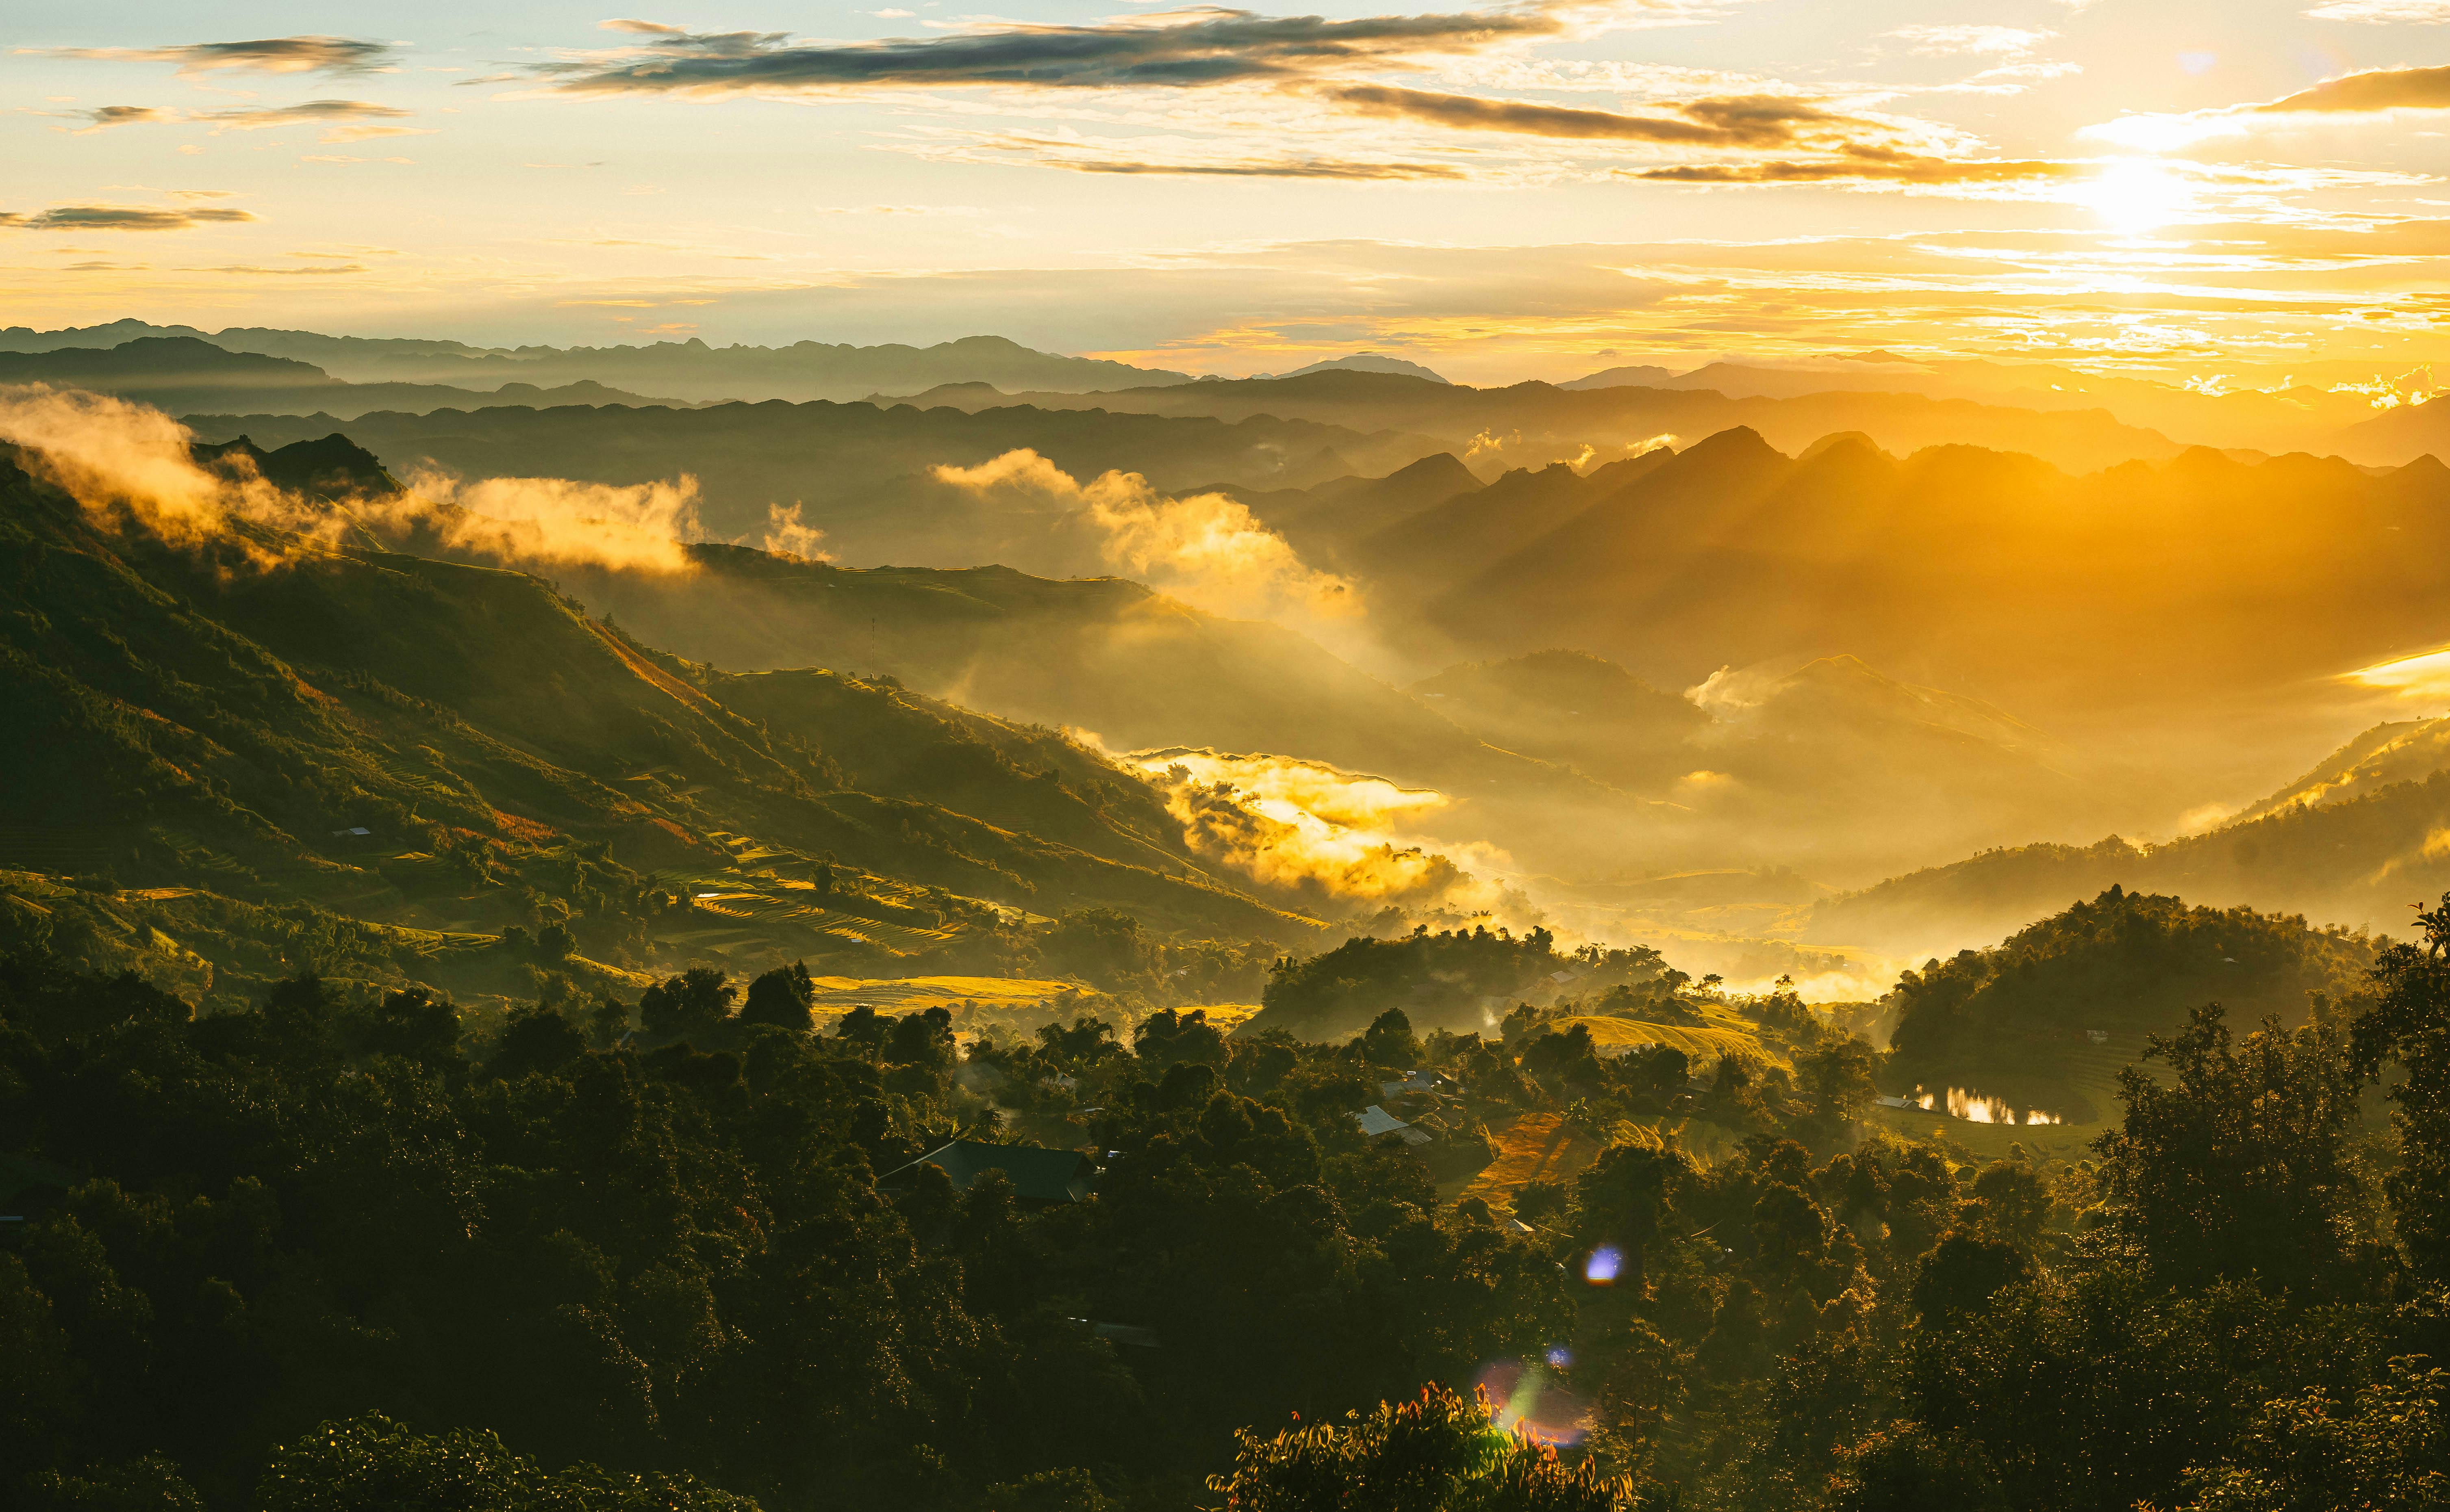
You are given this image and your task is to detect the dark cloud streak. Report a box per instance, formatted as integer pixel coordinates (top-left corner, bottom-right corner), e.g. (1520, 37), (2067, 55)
(33, 36), (398, 76)
(0, 204), (259, 231)
(1629, 145), (2082, 184)
(195, 100), (413, 129)
(541, 7), (1575, 93)
(1325, 84), (1864, 145)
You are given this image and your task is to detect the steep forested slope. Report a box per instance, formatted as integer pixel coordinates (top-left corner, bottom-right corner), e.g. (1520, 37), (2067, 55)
(0, 440), (1317, 1013)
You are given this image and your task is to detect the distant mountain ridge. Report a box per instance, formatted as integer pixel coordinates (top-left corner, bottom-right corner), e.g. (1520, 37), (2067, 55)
(0, 335), (683, 419)
(874, 368), (2191, 476)
(180, 398), (1441, 561)
(1249, 354), (1451, 383)
(0, 321), (1196, 403)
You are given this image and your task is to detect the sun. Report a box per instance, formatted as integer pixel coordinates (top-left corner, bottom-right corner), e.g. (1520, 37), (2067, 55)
(2077, 158), (2197, 234)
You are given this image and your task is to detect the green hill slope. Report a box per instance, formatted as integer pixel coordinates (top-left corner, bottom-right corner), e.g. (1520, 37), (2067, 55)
(1881, 885), (2374, 1115)
(0, 440), (1321, 1011)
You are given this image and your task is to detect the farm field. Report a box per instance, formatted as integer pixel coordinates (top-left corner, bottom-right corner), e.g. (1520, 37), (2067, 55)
(805, 975), (1078, 1013)
(1451, 1111), (1602, 1213)
(1553, 1006), (1787, 1069)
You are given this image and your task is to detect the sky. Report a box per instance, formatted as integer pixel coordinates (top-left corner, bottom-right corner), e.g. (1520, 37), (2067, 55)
(7, 0), (2450, 381)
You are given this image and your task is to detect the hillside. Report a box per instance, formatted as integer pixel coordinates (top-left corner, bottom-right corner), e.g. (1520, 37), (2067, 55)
(1418, 431), (2450, 738)
(2338, 392), (2450, 466)
(1881, 886), (2374, 1115)
(0, 434), (1323, 1015)
(2233, 715), (2450, 821)
(0, 336), (683, 418)
(1811, 754), (2450, 953)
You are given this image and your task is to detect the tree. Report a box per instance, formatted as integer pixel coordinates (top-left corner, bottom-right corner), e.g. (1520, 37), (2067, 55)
(2183, 1357), (2450, 1512)
(1136, 1007), (1229, 1067)
(637, 968), (734, 1043)
(736, 961), (816, 1033)
(1208, 1385), (1635, 1512)
(2094, 1004), (2367, 1292)
(2354, 891), (2450, 1282)
(1831, 1423), (2007, 1512)
(1357, 1007), (1423, 1069)
(257, 1413), (756, 1512)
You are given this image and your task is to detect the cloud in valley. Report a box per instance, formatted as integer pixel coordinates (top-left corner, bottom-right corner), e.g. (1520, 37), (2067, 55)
(0, 384), (702, 577)
(399, 469), (707, 575)
(931, 449), (1357, 622)
(1126, 747), (1528, 919)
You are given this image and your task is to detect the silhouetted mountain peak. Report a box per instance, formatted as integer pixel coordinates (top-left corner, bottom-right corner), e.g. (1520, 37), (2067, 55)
(1798, 431), (1895, 465)
(1258, 353), (1450, 383)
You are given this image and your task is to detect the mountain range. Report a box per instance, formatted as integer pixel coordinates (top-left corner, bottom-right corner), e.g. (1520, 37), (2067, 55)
(0, 336), (684, 419)
(0, 322), (1195, 402)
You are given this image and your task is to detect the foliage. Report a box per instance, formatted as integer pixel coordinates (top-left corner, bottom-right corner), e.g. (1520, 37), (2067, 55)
(1208, 1385), (1635, 1512)
(1886, 886), (2372, 1069)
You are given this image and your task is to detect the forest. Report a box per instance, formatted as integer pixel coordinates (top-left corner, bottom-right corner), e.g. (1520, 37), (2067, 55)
(8, 883), (2450, 1510)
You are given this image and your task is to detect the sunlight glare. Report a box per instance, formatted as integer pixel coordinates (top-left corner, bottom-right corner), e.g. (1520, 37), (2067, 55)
(2078, 160), (2195, 234)
(2346, 646), (2450, 702)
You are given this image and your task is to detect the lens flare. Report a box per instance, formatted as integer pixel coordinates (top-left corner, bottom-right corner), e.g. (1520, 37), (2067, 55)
(1473, 1359), (1592, 1447)
(1583, 1244), (1622, 1285)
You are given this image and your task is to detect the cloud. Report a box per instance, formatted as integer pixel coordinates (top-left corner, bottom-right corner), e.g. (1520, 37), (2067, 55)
(539, 4), (1595, 95)
(0, 385), (309, 560)
(1038, 153), (1467, 179)
(931, 448), (1358, 620)
(2085, 63), (2450, 149)
(1124, 748), (1523, 917)
(1627, 143), (2085, 185)
(909, 128), (1472, 178)
(756, 501), (832, 560)
(39, 98), (428, 145)
(61, 105), (169, 133)
(400, 468), (706, 575)
(0, 204), (258, 232)
(2304, 0), (2450, 19)
(1325, 84), (1881, 146)
(2260, 63), (2450, 112)
(191, 263), (369, 275)
(0, 384), (703, 577)
(195, 99), (419, 142)
(1884, 24), (2052, 56)
(31, 36), (399, 77)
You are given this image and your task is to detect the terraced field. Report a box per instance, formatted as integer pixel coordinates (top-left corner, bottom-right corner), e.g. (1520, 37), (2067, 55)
(805, 975), (1078, 1014)
(1452, 1111), (1602, 1211)
(1553, 1007), (1788, 1069)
